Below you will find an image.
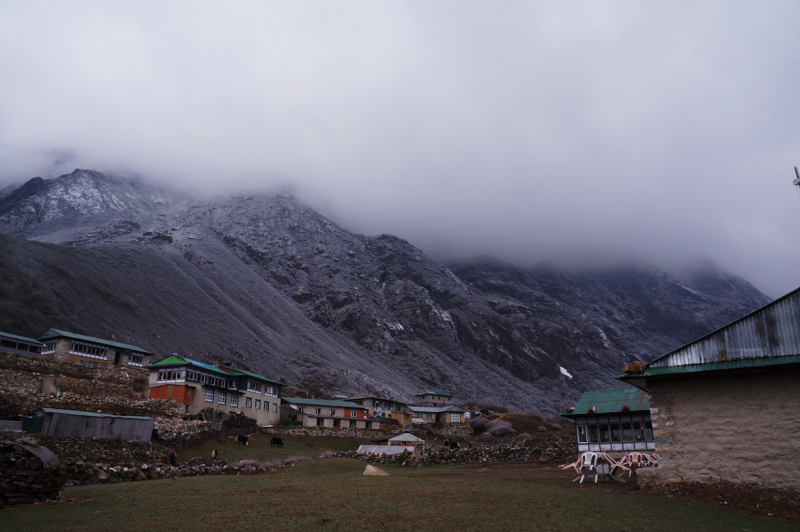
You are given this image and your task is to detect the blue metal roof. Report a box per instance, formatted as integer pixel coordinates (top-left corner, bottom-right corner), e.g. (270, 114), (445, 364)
(38, 328), (152, 354)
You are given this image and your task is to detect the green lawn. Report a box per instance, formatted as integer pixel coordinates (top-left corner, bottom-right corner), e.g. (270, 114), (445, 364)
(2, 459), (795, 532)
(177, 433), (371, 463)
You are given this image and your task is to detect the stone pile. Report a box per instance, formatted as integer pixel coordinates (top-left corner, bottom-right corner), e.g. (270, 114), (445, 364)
(263, 427), (384, 439)
(0, 442), (68, 508)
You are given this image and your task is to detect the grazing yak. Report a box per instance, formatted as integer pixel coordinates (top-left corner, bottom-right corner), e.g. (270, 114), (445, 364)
(449, 441), (460, 450)
(237, 435), (249, 446)
(270, 437), (284, 448)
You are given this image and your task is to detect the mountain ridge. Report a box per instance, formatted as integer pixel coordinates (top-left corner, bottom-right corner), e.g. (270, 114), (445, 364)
(0, 170), (772, 414)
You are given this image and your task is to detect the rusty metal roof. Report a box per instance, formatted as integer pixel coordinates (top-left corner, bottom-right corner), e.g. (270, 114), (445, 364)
(644, 286), (800, 369)
(620, 354), (800, 379)
(560, 387), (650, 418)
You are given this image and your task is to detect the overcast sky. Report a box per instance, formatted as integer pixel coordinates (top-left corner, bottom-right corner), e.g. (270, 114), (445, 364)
(2, 1), (800, 297)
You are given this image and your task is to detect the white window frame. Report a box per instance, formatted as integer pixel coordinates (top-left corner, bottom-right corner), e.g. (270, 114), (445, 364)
(246, 397), (252, 408)
(314, 408), (321, 415)
(329, 409), (336, 417)
(218, 392), (226, 405)
(41, 340), (57, 354)
(450, 413), (461, 423)
(272, 403), (277, 413)
(298, 406), (305, 413)
(205, 389), (214, 403)
(231, 395), (239, 408)
(68, 341), (108, 360)
(350, 410), (357, 418)
(255, 399), (261, 410)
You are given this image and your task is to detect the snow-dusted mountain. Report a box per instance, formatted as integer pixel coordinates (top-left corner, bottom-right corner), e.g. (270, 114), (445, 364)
(0, 170), (771, 414)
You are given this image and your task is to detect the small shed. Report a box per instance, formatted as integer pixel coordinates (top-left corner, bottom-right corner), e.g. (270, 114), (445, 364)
(388, 432), (424, 447)
(36, 408), (154, 442)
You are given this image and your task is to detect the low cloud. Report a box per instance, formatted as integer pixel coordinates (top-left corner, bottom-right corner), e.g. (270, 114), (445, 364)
(1, 1), (800, 297)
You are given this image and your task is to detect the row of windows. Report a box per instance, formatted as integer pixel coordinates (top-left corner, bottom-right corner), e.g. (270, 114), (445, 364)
(158, 367), (235, 388)
(127, 353), (144, 366)
(576, 421), (654, 444)
(298, 407), (359, 417)
(41, 340), (57, 354)
(69, 341), (108, 359)
(203, 389), (277, 412)
(0, 339), (42, 353)
(245, 381), (278, 395)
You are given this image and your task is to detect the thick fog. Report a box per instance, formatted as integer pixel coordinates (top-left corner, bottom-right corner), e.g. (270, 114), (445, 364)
(2, 2), (800, 297)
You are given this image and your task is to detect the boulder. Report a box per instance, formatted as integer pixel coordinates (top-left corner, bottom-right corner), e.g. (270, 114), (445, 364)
(363, 465), (390, 476)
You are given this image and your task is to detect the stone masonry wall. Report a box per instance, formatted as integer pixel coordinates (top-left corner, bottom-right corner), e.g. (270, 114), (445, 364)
(644, 369), (800, 491)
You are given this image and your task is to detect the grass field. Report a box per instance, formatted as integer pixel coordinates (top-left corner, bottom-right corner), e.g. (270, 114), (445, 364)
(2, 459), (796, 532)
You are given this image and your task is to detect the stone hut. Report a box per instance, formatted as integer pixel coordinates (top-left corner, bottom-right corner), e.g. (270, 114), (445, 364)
(619, 286), (800, 491)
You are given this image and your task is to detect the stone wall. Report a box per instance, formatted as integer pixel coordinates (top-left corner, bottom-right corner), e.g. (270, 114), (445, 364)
(338, 435), (576, 466)
(645, 368), (800, 491)
(0, 351), (179, 419)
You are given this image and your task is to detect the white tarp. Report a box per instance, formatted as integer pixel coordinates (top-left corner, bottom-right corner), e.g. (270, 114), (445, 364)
(356, 445), (418, 457)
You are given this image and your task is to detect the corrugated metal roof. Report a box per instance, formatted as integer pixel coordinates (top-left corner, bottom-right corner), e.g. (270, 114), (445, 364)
(347, 395), (405, 403)
(37, 407), (153, 420)
(620, 354), (800, 378)
(281, 397), (367, 409)
(38, 328), (152, 354)
(147, 354), (229, 376)
(646, 287), (800, 369)
(218, 365), (283, 386)
(0, 331), (43, 346)
(560, 387), (649, 418)
(388, 433), (425, 442)
(415, 389), (453, 397)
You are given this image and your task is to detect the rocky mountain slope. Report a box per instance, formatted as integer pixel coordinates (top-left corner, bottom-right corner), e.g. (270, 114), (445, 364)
(0, 170), (772, 414)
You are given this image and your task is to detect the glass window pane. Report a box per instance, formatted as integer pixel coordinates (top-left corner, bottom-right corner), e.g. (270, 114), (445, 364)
(599, 424), (610, 442)
(577, 425), (588, 443)
(588, 425), (599, 443)
(633, 421), (645, 441)
(622, 422), (633, 441)
(611, 423), (622, 442)
(644, 421), (654, 441)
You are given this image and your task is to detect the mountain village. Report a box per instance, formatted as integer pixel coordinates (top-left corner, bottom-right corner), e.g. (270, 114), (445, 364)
(1, 282), (799, 522)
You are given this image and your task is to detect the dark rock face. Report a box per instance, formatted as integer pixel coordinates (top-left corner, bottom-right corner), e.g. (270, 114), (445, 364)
(0, 170), (772, 414)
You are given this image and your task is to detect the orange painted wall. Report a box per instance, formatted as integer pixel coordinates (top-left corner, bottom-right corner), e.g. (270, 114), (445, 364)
(148, 385), (193, 405)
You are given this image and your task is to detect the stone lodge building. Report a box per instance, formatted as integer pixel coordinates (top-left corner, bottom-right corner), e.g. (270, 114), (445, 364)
(146, 355), (282, 426)
(38, 328), (153, 368)
(619, 287), (800, 491)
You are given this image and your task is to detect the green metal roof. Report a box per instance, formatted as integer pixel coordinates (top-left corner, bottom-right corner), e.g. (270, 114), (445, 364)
(219, 365), (283, 386)
(617, 354), (800, 379)
(147, 354), (229, 376)
(38, 407), (152, 421)
(281, 397), (367, 409)
(560, 387), (650, 418)
(415, 389), (453, 397)
(38, 328), (152, 354)
(0, 331), (43, 346)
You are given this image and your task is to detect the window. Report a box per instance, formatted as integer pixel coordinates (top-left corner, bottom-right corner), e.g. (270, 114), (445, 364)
(246, 397), (252, 408)
(69, 341), (108, 360)
(350, 420), (357, 428)
(644, 421), (654, 441)
(599, 424), (610, 442)
(298, 406), (305, 413)
(264, 402), (270, 412)
(622, 423), (633, 441)
(272, 403), (277, 413)
(577, 425), (588, 443)
(632, 421), (645, 441)
(247, 380), (262, 393)
(231, 395), (239, 408)
(314, 408), (321, 415)
(218, 392), (226, 405)
(610, 423), (622, 442)
(449, 413), (461, 423)
(425, 413), (433, 421)
(330, 409), (336, 417)
(128, 353), (144, 366)
(588, 425), (599, 443)
(350, 410), (357, 418)
(42, 340), (57, 354)
(205, 390), (214, 403)
(255, 400), (261, 410)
